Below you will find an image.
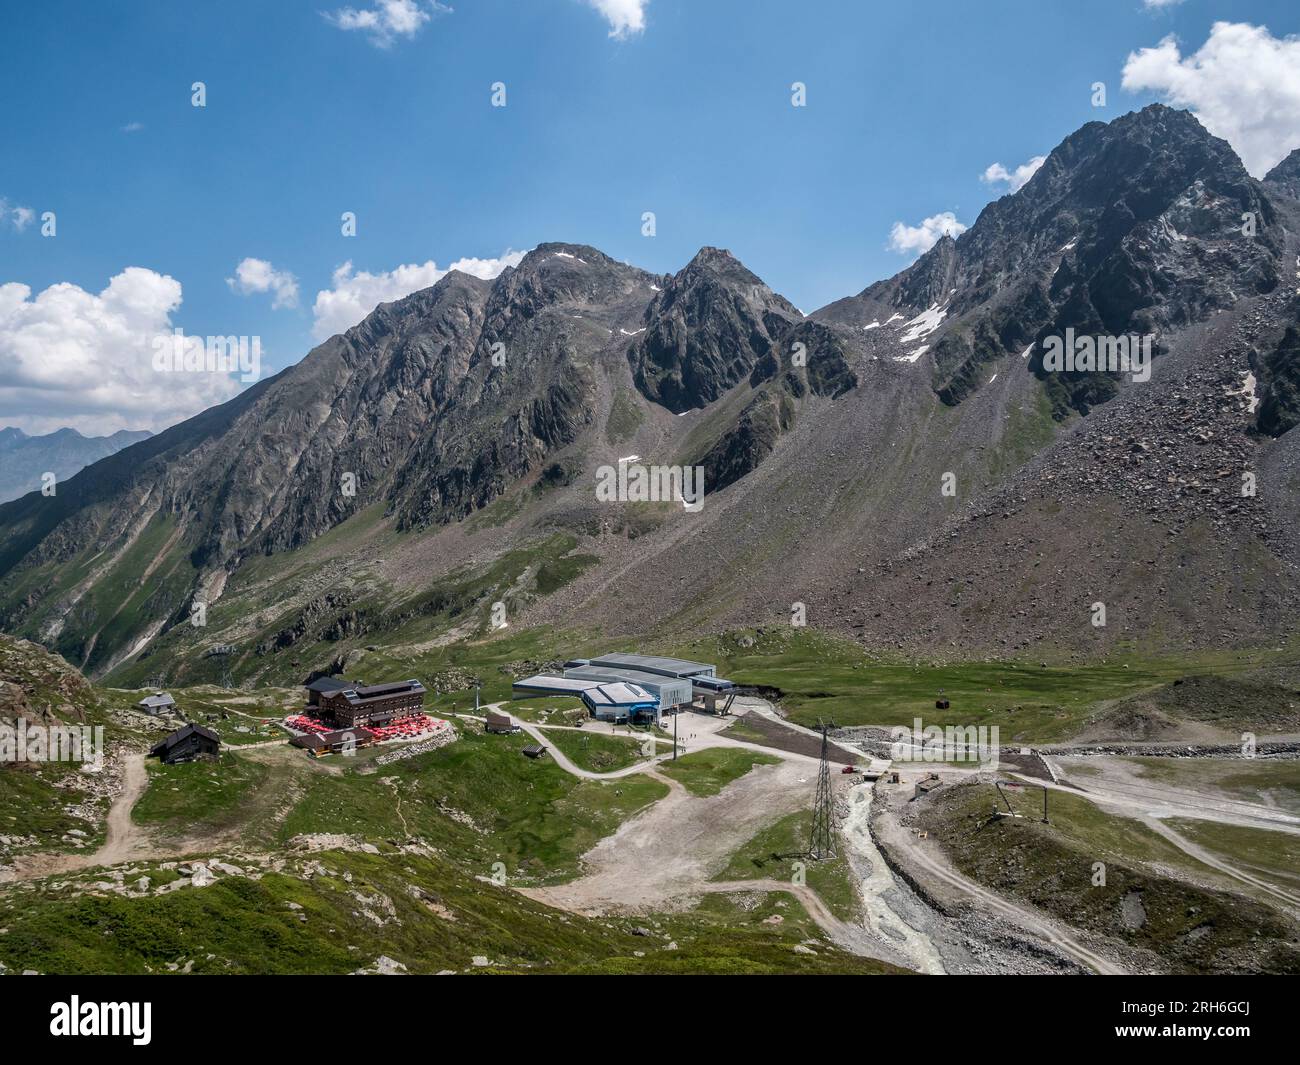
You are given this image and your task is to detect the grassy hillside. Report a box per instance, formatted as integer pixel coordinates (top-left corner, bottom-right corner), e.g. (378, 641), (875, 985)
(669, 628), (1295, 741)
(536, 728), (663, 773)
(271, 726), (670, 885)
(505, 695), (588, 724)
(658, 747), (780, 797)
(0, 636), (126, 856)
(104, 524), (600, 689)
(132, 753), (273, 832)
(1167, 818), (1300, 899)
(1081, 675), (1300, 741)
(713, 810), (863, 924)
(0, 847), (901, 975)
(0, 634), (104, 723)
(0, 715), (904, 975)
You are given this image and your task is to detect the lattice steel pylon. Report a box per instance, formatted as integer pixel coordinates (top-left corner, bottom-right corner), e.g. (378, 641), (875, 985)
(808, 719), (837, 860)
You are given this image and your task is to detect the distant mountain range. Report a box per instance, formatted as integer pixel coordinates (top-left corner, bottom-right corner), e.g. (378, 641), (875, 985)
(0, 104), (1297, 684)
(0, 427), (152, 504)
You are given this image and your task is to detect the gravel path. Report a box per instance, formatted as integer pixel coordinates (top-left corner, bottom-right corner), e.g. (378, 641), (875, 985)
(1, 752), (155, 882)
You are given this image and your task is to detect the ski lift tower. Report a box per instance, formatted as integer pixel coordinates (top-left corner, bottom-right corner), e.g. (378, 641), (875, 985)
(808, 719), (838, 860)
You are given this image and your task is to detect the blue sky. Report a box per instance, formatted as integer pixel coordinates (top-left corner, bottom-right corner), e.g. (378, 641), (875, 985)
(2, 0), (1298, 434)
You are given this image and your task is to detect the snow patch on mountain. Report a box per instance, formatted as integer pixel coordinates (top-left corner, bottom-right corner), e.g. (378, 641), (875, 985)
(900, 303), (948, 345)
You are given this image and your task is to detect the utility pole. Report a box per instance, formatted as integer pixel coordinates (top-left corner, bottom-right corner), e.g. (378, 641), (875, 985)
(673, 706), (679, 760)
(808, 719), (837, 860)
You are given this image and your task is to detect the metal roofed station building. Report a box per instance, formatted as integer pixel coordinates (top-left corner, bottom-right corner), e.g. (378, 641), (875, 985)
(512, 652), (735, 724)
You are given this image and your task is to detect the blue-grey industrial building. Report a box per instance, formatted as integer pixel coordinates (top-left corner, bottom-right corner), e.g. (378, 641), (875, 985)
(512, 652), (735, 724)
(511, 674), (659, 723)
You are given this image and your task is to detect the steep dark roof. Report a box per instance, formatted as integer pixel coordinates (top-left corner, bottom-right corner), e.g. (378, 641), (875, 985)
(150, 722), (220, 755)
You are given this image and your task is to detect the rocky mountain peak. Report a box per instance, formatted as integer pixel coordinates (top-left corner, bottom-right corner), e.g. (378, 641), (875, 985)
(1264, 147), (1300, 200)
(627, 247), (802, 412)
(487, 242), (654, 320)
(817, 104), (1284, 417)
(517, 241), (613, 272)
(681, 245), (757, 280)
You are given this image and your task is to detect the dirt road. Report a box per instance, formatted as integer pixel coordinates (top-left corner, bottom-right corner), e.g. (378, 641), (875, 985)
(1, 752), (153, 883)
(515, 720), (673, 779)
(521, 757), (816, 913)
(1139, 815), (1300, 911)
(92, 752), (151, 866)
(1048, 760), (1300, 834)
(694, 877), (890, 958)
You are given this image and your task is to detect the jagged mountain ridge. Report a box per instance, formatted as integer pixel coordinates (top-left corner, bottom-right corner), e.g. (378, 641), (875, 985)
(0, 240), (832, 674)
(0, 427), (152, 504)
(1266, 148), (1300, 202)
(627, 246), (803, 411)
(816, 105), (1284, 417)
(0, 105), (1298, 680)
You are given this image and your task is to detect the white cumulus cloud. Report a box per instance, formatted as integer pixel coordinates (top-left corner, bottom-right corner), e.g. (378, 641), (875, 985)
(583, 0), (648, 39)
(981, 154), (1046, 193)
(311, 249), (527, 341)
(324, 0), (450, 48)
(227, 257), (300, 310)
(0, 269), (244, 436)
(1121, 22), (1300, 177)
(888, 212), (967, 257)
